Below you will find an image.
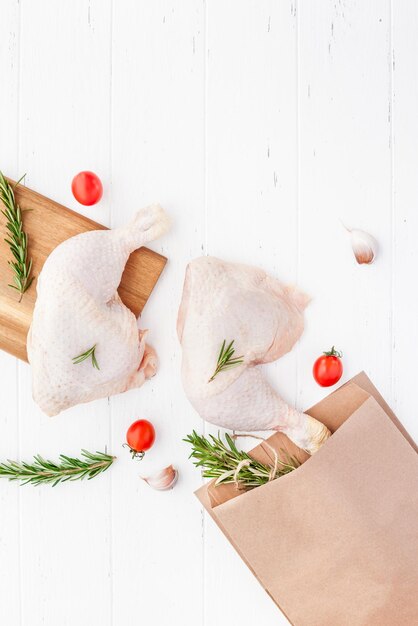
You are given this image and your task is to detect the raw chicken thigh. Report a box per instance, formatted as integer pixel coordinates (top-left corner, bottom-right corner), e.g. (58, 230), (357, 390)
(177, 257), (330, 454)
(28, 205), (169, 416)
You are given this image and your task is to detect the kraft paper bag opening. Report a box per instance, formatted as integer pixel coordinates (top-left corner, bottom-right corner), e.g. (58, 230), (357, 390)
(196, 373), (418, 626)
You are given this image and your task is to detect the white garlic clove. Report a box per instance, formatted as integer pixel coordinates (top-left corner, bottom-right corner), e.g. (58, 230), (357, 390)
(141, 464), (178, 491)
(345, 227), (378, 265)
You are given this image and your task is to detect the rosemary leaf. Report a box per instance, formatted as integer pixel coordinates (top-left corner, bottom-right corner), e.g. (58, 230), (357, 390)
(208, 339), (244, 382)
(0, 450), (115, 486)
(72, 344), (100, 370)
(0, 172), (34, 302)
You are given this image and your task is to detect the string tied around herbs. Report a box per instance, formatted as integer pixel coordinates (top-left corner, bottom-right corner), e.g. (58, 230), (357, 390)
(231, 433), (280, 489)
(232, 459), (251, 486)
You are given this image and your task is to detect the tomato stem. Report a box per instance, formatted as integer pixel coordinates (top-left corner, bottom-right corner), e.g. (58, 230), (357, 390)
(122, 443), (145, 461)
(323, 346), (342, 358)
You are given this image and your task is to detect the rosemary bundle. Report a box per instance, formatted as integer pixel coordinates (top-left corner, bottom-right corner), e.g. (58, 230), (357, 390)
(0, 450), (115, 486)
(184, 431), (300, 490)
(0, 172), (34, 301)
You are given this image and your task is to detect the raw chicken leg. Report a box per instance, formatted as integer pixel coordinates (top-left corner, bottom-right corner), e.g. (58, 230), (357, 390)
(28, 205), (169, 416)
(177, 257), (330, 454)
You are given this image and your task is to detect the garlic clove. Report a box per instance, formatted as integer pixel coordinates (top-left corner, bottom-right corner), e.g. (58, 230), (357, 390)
(141, 464), (178, 491)
(345, 227), (378, 265)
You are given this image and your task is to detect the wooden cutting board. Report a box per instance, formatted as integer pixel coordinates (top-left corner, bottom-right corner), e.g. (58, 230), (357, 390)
(0, 179), (167, 362)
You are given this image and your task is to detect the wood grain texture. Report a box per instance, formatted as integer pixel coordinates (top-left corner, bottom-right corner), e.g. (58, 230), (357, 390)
(0, 179), (167, 361)
(0, 2), (415, 626)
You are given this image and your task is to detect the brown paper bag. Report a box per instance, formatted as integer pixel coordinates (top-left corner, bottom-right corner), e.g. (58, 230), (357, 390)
(196, 373), (418, 626)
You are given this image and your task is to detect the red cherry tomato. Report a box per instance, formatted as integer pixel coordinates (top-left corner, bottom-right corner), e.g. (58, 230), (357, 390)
(313, 346), (343, 387)
(71, 171), (103, 206)
(125, 419), (155, 459)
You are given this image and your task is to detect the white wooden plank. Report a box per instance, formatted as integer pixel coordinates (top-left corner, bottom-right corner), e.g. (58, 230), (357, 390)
(110, 2), (205, 625)
(17, 2), (113, 625)
(0, 353), (20, 625)
(0, 0), (20, 178)
(205, 2), (298, 624)
(0, 2), (22, 624)
(392, 2), (418, 442)
(297, 1), (393, 412)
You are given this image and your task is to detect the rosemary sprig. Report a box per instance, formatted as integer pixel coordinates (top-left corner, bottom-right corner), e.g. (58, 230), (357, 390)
(0, 450), (115, 487)
(72, 344), (100, 370)
(184, 431), (300, 490)
(0, 171), (34, 302)
(208, 339), (244, 382)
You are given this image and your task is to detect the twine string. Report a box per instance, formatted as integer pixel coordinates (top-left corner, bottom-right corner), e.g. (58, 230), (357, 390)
(231, 433), (279, 488)
(232, 459), (251, 486)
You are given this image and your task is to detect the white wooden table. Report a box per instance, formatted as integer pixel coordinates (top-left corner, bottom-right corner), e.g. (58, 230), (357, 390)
(0, 2), (416, 624)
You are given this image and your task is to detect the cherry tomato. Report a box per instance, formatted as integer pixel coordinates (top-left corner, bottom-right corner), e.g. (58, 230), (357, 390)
(71, 171), (103, 206)
(125, 419), (156, 459)
(313, 346), (343, 387)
